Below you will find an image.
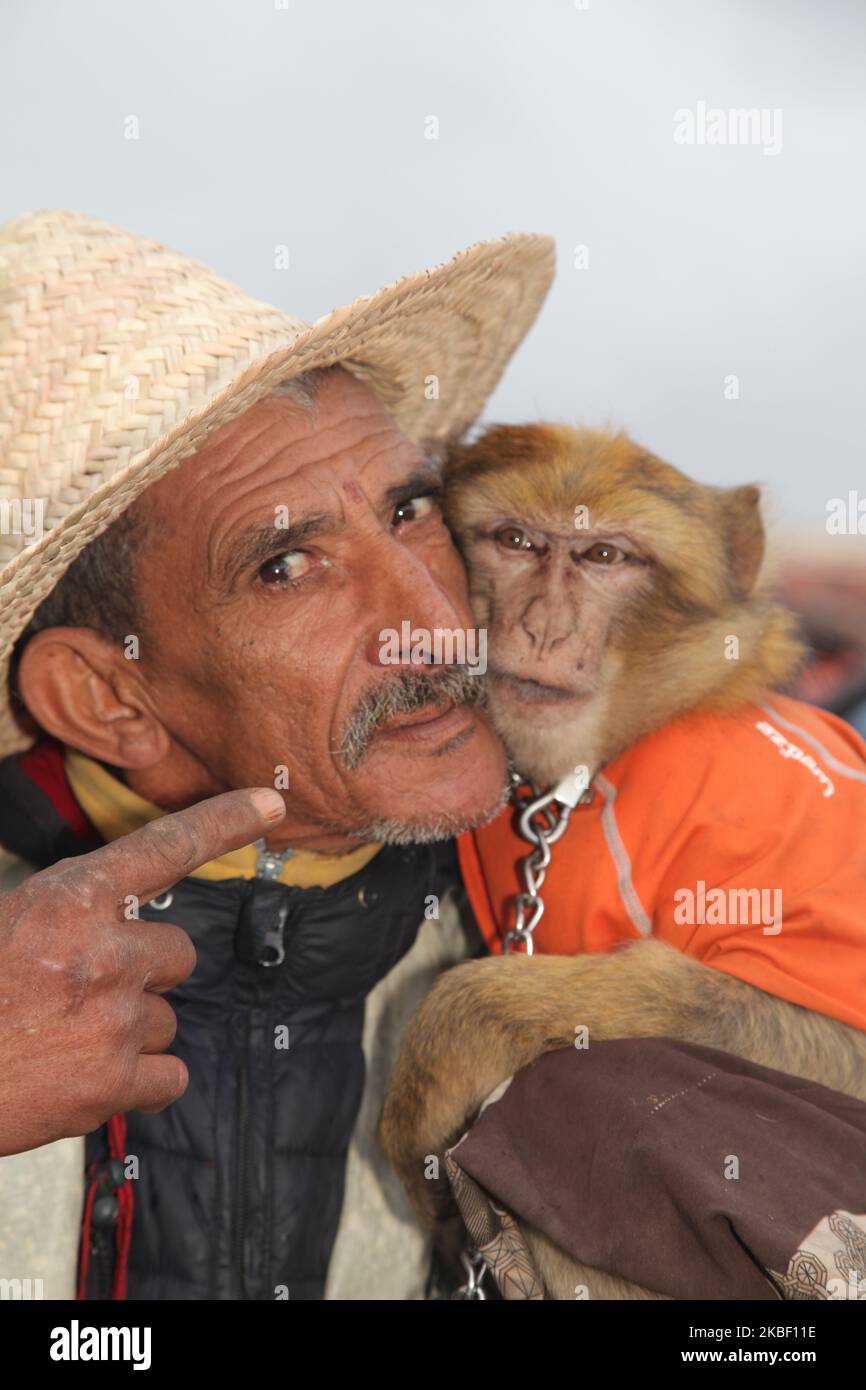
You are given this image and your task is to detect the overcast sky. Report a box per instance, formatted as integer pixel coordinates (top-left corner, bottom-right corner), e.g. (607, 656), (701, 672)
(2, 0), (865, 544)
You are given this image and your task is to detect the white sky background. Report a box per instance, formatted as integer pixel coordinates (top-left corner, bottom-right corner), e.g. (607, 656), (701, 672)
(2, 0), (864, 543)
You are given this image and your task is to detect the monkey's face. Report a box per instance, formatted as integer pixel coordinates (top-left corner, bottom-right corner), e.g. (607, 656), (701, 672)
(454, 509), (655, 783)
(445, 424), (771, 785)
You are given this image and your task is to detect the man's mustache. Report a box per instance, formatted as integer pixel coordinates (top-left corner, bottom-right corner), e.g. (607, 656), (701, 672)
(339, 666), (488, 769)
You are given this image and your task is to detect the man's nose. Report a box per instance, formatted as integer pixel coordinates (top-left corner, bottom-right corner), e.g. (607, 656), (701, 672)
(360, 538), (469, 668)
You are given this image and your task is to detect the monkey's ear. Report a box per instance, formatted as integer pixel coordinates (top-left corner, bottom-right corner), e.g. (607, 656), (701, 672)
(720, 484), (765, 598)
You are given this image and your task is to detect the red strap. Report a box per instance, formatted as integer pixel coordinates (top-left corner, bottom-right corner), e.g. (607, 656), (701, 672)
(76, 1113), (134, 1301)
(76, 1175), (98, 1300)
(108, 1113), (134, 1300)
(18, 738), (95, 837)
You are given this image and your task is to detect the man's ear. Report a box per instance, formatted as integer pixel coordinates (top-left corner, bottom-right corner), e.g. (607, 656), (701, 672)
(16, 628), (170, 769)
(720, 484), (765, 598)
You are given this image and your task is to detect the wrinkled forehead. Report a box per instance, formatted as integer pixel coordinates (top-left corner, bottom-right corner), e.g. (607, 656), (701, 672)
(136, 372), (426, 535)
(127, 373), (441, 603)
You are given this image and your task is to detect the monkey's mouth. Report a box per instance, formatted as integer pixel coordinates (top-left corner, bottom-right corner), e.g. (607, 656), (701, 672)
(489, 669), (590, 706)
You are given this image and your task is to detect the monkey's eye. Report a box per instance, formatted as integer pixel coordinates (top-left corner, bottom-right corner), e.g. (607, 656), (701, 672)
(495, 525), (535, 552)
(580, 542), (627, 565)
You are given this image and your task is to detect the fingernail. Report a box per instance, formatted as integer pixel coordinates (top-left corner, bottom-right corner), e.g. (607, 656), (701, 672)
(251, 788), (286, 822)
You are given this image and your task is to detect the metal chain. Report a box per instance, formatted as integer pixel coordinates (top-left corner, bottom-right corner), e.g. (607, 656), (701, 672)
(450, 1247), (489, 1300)
(502, 764), (592, 955)
(452, 764), (593, 1298)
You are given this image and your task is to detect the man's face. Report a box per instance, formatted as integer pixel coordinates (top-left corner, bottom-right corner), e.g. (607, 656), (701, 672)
(129, 369), (508, 850)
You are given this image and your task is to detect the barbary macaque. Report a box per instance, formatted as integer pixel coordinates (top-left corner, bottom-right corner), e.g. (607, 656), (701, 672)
(379, 424), (866, 1299)
(448, 423), (800, 781)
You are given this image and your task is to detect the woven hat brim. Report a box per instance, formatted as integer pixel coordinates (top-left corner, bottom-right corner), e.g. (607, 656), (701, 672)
(0, 229), (554, 755)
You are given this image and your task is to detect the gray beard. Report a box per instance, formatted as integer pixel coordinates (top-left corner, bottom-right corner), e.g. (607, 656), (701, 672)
(322, 776), (512, 847)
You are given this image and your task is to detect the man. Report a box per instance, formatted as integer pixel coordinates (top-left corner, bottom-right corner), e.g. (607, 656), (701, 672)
(0, 210), (555, 1298)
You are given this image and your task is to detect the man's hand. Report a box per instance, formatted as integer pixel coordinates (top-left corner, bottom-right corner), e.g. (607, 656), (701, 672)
(0, 786), (286, 1157)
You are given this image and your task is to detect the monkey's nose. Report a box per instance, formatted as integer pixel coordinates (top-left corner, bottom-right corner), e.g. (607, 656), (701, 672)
(520, 597), (572, 654)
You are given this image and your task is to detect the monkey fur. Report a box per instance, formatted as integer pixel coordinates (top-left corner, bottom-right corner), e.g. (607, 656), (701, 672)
(445, 423), (803, 784)
(378, 424), (866, 1300)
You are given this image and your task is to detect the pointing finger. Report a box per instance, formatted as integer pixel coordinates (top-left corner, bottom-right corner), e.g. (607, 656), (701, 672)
(72, 787), (286, 904)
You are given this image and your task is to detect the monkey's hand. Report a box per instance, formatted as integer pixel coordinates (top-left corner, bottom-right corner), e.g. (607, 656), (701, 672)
(378, 950), (614, 1228)
(379, 938), (866, 1247)
(377, 939), (790, 1228)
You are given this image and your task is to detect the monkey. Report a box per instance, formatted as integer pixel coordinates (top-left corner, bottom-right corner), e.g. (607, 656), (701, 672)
(378, 423), (866, 1300)
(446, 422), (801, 783)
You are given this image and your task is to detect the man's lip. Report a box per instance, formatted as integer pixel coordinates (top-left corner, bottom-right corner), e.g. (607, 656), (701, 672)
(490, 669), (588, 705)
(375, 701), (474, 743)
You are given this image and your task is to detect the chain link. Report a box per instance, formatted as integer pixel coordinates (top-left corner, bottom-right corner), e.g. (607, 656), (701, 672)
(452, 764), (594, 1299)
(451, 1247), (489, 1299)
(502, 765), (592, 955)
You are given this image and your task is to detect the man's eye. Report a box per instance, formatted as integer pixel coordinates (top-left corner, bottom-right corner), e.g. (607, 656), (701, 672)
(393, 494), (438, 526)
(494, 525), (535, 552)
(258, 551), (313, 586)
(580, 542), (627, 565)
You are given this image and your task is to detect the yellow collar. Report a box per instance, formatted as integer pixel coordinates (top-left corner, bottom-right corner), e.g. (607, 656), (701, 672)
(64, 751), (381, 888)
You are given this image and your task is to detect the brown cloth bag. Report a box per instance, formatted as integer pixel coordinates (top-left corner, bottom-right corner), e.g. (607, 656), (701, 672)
(445, 1038), (866, 1300)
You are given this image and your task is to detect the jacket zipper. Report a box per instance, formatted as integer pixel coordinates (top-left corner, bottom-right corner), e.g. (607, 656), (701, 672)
(232, 1026), (253, 1299)
(232, 897), (289, 1299)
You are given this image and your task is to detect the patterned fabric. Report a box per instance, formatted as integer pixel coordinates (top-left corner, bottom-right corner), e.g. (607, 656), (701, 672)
(445, 1159), (543, 1300)
(770, 1211), (866, 1300)
(444, 1039), (866, 1301)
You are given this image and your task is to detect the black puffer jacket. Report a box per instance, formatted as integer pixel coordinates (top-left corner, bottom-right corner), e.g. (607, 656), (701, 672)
(0, 743), (459, 1300)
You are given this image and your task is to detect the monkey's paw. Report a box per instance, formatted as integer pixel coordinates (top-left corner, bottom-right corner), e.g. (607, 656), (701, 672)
(377, 952), (561, 1227)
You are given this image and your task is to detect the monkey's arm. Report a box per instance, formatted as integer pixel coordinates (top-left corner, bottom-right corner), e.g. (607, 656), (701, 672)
(378, 939), (866, 1222)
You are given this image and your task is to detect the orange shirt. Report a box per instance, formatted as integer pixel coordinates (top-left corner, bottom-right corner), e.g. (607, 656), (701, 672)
(458, 694), (866, 1032)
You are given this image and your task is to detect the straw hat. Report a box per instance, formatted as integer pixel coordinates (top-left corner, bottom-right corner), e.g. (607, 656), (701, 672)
(0, 210), (555, 755)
